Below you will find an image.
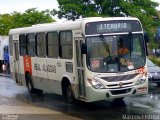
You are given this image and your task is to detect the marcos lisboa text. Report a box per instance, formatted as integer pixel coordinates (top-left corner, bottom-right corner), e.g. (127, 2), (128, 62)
(122, 114), (160, 120)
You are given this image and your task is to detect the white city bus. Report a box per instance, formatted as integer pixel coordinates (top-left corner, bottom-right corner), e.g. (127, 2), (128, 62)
(9, 17), (148, 103)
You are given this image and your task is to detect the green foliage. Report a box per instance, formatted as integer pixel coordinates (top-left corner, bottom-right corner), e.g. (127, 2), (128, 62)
(149, 56), (160, 66)
(55, 0), (159, 19)
(0, 14), (13, 35)
(54, 0), (160, 43)
(149, 40), (159, 49)
(0, 8), (55, 35)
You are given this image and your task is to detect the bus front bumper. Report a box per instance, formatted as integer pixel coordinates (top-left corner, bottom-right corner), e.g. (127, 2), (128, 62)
(85, 84), (148, 102)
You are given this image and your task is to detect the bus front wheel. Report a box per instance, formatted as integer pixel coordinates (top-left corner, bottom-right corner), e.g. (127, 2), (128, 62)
(65, 85), (75, 103)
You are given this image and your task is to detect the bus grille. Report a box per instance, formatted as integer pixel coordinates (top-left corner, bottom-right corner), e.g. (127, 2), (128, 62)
(100, 73), (138, 82)
(106, 82), (133, 88)
(110, 88), (131, 95)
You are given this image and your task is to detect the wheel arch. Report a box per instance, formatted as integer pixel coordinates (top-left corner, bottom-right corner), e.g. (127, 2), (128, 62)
(61, 77), (71, 96)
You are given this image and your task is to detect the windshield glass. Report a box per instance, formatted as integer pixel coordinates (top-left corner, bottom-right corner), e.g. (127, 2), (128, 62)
(86, 34), (146, 73)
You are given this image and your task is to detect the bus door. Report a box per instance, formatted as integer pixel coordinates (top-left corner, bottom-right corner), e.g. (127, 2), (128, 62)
(13, 38), (21, 85)
(75, 37), (86, 98)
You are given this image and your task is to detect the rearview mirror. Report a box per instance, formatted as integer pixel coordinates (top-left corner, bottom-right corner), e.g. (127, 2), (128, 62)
(144, 32), (149, 56)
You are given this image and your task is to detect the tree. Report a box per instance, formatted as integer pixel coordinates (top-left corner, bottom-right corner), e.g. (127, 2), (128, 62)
(55, 0), (159, 20)
(0, 8), (55, 35)
(0, 14), (13, 35)
(55, 0), (160, 48)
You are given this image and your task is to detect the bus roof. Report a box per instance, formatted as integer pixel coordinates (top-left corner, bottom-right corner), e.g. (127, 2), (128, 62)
(9, 17), (140, 35)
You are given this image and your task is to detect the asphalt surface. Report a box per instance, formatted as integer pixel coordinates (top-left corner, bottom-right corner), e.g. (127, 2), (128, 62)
(0, 74), (160, 120)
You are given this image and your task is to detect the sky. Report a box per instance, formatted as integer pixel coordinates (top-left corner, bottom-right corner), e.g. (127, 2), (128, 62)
(0, 0), (159, 15)
(154, 0), (160, 10)
(0, 0), (59, 14)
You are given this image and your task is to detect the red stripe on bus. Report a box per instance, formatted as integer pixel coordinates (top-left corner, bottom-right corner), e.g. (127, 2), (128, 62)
(23, 56), (32, 75)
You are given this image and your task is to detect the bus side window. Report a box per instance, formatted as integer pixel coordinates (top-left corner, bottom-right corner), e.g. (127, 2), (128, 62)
(19, 34), (27, 56)
(27, 33), (36, 57)
(9, 36), (13, 56)
(47, 32), (59, 58)
(59, 31), (73, 59)
(36, 33), (46, 57)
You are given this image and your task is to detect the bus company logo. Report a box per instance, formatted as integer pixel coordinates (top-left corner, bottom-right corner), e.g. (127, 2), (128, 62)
(119, 82), (123, 87)
(25, 58), (30, 68)
(136, 67), (145, 74)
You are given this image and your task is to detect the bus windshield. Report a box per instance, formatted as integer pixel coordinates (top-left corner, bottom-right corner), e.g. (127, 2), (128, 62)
(86, 34), (146, 73)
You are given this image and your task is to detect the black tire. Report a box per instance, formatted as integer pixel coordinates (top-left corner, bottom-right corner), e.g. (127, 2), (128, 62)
(26, 73), (35, 93)
(65, 85), (75, 104)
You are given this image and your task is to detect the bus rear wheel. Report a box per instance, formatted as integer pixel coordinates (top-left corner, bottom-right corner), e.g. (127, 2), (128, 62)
(65, 85), (75, 104)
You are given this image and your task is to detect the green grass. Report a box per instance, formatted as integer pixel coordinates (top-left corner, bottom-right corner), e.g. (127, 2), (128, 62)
(148, 55), (160, 66)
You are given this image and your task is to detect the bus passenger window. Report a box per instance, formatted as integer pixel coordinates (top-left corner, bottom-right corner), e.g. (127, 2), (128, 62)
(47, 32), (59, 58)
(19, 34), (27, 56)
(9, 35), (13, 56)
(27, 33), (35, 57)
(60, 31), (73, 59)
(36, 33), (46, 57)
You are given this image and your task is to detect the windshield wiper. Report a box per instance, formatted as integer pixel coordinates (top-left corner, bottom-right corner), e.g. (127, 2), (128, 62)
(99, 34), (111, 56)
(99, 34), (113, 64)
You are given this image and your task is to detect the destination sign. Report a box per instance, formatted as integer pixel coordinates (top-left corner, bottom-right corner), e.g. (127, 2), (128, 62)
(97, 23), (130, 33)
(85, 20), (142, 35)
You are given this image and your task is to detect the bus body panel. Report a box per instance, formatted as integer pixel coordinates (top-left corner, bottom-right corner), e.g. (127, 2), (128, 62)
(9, 17), (148, 102)
(84, 68), (148, 102)
(85, 83), (148, 102)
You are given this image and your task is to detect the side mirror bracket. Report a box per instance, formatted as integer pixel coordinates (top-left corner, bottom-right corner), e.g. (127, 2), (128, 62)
(144, 33), (149, 56)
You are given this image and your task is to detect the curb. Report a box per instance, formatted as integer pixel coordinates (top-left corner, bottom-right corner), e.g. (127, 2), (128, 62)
(0, 73), (11, 78)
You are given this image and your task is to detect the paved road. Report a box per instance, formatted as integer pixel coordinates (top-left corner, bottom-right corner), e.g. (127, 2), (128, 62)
(0, 75), (81, 120)
(0, 75), (160, 120)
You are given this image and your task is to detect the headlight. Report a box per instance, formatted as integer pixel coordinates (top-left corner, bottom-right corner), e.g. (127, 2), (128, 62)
(135, 75), (146, 85)
(87, 76), (105, 89)
(147, 73), (152, 78)
(154, 72), (159, 76)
